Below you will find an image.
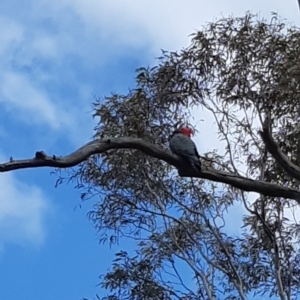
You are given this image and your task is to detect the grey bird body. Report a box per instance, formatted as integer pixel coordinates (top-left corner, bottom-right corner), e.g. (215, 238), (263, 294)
(170, 129), (201, 171)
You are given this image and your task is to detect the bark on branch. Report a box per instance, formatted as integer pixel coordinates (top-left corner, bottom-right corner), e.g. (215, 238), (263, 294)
(1, 137), (300, 202)
(259, 114), (300, 182)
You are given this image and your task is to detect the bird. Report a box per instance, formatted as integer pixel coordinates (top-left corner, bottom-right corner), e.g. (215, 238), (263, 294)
(169, 126), (201, 171)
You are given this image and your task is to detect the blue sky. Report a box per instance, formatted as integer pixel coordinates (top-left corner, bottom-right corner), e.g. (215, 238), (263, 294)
(0, 0), (300, 299)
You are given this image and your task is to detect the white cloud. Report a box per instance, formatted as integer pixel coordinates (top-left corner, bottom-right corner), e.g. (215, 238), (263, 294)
(50, 0), (300, 54)
(0, 170), (52, 250)
(0, 12), (97, 145)
(32, 36), (58, 58)
(0, 16), (24, 57)
(1, 0), (298, 143)
(0, 72), (74, 130)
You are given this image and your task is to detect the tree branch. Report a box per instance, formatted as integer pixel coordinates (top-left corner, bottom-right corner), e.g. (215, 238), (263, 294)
(1, 137), (300, 202)
(259, 114), (300, 182)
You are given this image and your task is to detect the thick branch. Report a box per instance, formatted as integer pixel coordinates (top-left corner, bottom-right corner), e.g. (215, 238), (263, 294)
(1, 137), (300, 202)
(259, 115), (300, 182)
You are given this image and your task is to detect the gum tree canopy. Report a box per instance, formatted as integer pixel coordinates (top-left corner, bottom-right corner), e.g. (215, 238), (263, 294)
(3, 13), (300, 300)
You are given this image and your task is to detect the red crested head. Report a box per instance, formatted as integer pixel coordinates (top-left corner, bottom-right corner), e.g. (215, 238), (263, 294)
(179, 127), (193, 138)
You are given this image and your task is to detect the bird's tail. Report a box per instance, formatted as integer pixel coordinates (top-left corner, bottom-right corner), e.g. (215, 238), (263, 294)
(186, 157), (201, 172)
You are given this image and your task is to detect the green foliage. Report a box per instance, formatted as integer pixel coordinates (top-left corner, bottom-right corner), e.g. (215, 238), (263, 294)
(72, 13), (300, 300)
